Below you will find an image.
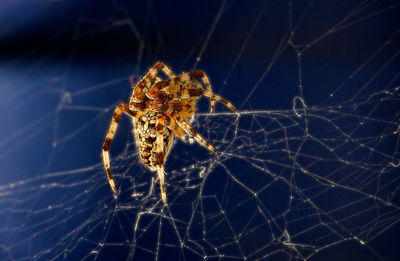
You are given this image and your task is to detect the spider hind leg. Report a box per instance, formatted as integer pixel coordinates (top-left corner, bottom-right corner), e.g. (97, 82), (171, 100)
(176, 118), (217, 153)
(102, 103), (141, 196)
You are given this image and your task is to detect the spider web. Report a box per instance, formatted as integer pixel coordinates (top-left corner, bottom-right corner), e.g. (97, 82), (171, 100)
(1, 0), (400, 260)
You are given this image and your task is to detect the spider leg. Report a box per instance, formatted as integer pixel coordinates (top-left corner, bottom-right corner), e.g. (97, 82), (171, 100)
(160, 110), (188, 138)
(146, 73), (236, 113)
(181, 70), (215, 113)
(202, 92), (237, 112)
(155, 114), (168, 204)
(164, 86), (238, 113)
(142, 62), (175, 88)
(141, 61), (176, 87)
(151, 61), (176, 78)
(175, 117), (217, 152)
(130, 62), (176, 107)
(130, 75), (163, 89)
(102, 103), (141, 196)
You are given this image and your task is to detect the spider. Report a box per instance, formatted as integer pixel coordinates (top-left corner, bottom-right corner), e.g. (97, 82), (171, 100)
(102, 61), (237, 204)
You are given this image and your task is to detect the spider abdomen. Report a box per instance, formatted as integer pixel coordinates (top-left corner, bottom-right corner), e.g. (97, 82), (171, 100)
(133, 111), (174, 171)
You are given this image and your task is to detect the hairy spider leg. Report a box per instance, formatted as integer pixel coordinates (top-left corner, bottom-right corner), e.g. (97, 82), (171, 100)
(183, 89), (237, 113)
(102, 103), (142, 196)
(143, 62), (175, 89)
(161, 85), (238, 113)
(161, 110), (188, 138)
(175, 117), (217, 152)
(178, 70), (215, 113)
(202, 91), (238, 112)
(166, 110), (190, 137)
(149, 100), (196, 137)
(130, 75), (163, 89)
(130, 61), (176, 106)
(152, 77), (237, 113)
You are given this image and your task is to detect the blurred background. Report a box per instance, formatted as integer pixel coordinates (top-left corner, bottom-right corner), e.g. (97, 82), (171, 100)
(0, 0), (399, 260)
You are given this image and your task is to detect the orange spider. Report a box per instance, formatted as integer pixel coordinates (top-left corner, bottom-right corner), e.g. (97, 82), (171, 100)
(102, 61), (237, 204)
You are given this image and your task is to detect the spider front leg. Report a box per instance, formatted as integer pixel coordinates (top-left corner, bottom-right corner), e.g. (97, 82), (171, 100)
(163, 84), (238, 113)
(130, 62), (176, 106)
(102, 103), (141, 196)
(183, 70), (215, 113)
(201, 91), (238, 112)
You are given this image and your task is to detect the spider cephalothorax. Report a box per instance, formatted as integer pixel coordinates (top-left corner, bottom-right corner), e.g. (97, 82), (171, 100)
(102, 61), (237, 204)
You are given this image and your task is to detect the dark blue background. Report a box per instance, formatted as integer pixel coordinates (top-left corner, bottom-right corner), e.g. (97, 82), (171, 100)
(0, 0), (399, 260)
